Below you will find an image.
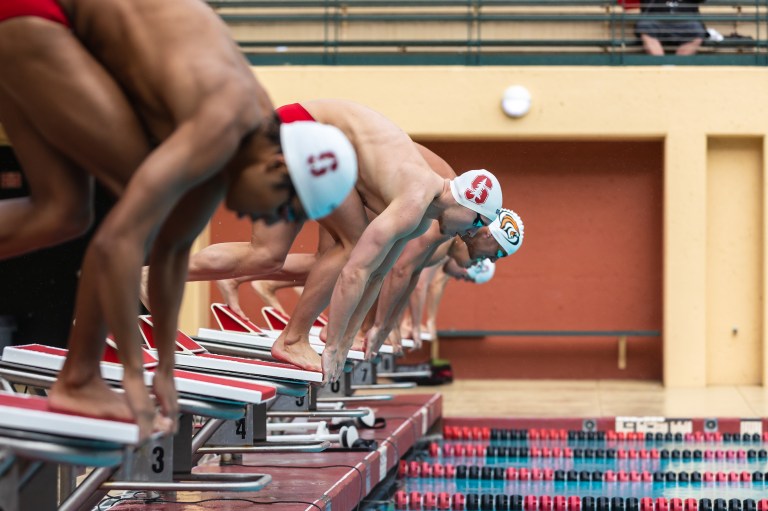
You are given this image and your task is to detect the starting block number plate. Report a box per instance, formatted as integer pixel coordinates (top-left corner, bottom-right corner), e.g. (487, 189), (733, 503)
(207, 406), (254, 446)
(114, 435), (174, 482)
(615, 417), (693, 435)
(352, 362), (375, 386)
(379, 354), (395, 373)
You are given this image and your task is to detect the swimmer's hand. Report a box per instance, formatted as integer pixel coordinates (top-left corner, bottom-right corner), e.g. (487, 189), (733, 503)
(409, 325), (423, 350)
(363, 325), (384, 360)
(386, 329), (404, 356)
(321, 348), (345, 384)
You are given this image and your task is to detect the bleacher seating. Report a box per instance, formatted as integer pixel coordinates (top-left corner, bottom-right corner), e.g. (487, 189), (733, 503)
(207, 0), (768, 65)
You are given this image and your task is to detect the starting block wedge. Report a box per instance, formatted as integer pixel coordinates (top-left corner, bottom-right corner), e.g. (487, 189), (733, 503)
(137, 315), (322, 384)
(257, 305), (416, 352)
(203, 303), (367, 359)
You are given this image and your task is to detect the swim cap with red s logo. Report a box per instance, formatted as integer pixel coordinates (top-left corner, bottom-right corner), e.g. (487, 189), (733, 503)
(308, 152), (338, 176)
(281, 122), (357, 220)
(449, 169), (502, 221)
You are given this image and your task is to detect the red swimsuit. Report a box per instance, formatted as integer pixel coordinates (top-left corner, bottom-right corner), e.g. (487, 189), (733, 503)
(0, 0), (71, 27)
(276, 103), (316, 123)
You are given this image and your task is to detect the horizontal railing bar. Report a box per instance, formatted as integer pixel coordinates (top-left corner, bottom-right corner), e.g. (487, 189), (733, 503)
(210, 0), (766, 6)
(436, 329), (661, 337)
(239, 38), (767, 47)
(245, 52), (768, 65)
(221, 13), (768, 22)
(240, 39), (628, 46)
(211, 0), (610, 6)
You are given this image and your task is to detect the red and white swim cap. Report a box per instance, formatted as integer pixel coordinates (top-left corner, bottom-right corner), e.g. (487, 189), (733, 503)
(449, 169), (502, 222)
(281, 122), (358, 220)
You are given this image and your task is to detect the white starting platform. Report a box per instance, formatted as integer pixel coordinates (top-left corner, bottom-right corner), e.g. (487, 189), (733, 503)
(198, 304), (416, 398)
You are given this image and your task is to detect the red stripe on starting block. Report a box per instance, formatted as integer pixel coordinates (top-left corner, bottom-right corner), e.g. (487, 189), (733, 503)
(8, 344), (66, 358)
(212, 303), (264, 334)
(173, 369), (276, 400)
(263, 306), (327, 330)
(5, 344), (157, 369)
(138, 315), (205, 353)
(261, 307), (289, 331)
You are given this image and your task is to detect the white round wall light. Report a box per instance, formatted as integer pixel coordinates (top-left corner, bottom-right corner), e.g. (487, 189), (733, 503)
(501, 85), (531, 118)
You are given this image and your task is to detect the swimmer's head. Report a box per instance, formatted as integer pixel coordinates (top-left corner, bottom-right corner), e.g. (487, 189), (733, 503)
(226, 113), (302, 223)
(488, 208), (524, 257)
(225, 115), (357, 224)
(445, 170), (502, 236)
(280, 121), (358, 220)
(460, 227), (505, 265)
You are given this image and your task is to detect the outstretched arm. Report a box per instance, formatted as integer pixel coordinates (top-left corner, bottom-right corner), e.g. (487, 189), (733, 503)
(84, 99), (251, 438)
(322, 198), (430, 381)
(366, 226), (440, 356)
(146, 179), (224, 431)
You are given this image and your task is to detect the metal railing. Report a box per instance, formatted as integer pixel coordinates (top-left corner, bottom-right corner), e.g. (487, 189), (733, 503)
(208, 0), (768, 65)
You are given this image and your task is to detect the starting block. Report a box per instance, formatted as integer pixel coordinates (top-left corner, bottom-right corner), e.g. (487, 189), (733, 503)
(136, 317), (362, 453)
(0, 344), (275, 510)
(0, 390), (141, 511)
(377, 352), (433, 380)
(200, 304), (415, 402)
(259, 305), (417, 353)
(197, 303), (362, 361)
(257, 305), (422, 388)
(137, 315), (368, 421)
(1, 344), (276, 406)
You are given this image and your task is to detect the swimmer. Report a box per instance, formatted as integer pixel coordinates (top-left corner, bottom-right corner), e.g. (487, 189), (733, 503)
(169, 99), (503, 380)
(365, 208), (524, 359)
(0, 0), (356, 439)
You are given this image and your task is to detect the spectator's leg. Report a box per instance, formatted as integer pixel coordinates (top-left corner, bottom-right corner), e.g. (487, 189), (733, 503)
(676, 38), (702, 55)
(641, 34), (665, 56)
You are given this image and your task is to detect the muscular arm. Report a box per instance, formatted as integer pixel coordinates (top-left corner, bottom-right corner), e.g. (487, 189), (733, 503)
(83, 101), (247, 427)
(148, 180), (223, 370)
(186, 220), (305, 282)
(368, 224), (441, 352)
(323, 198), (430, 379)
(340, 235), (410, 353)
(143, 167), (235, 429)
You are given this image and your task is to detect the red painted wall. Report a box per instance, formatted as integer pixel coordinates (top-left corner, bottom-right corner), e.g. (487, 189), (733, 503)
(208, 140), (663, 380)
(417, 140), (663, 380)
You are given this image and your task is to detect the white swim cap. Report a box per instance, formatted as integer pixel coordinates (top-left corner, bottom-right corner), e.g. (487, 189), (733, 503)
(489, 208), (524, 256)
(281, 121), (358, 220)
(449, 169), (502, 221)
(467, 258), (495, 284)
